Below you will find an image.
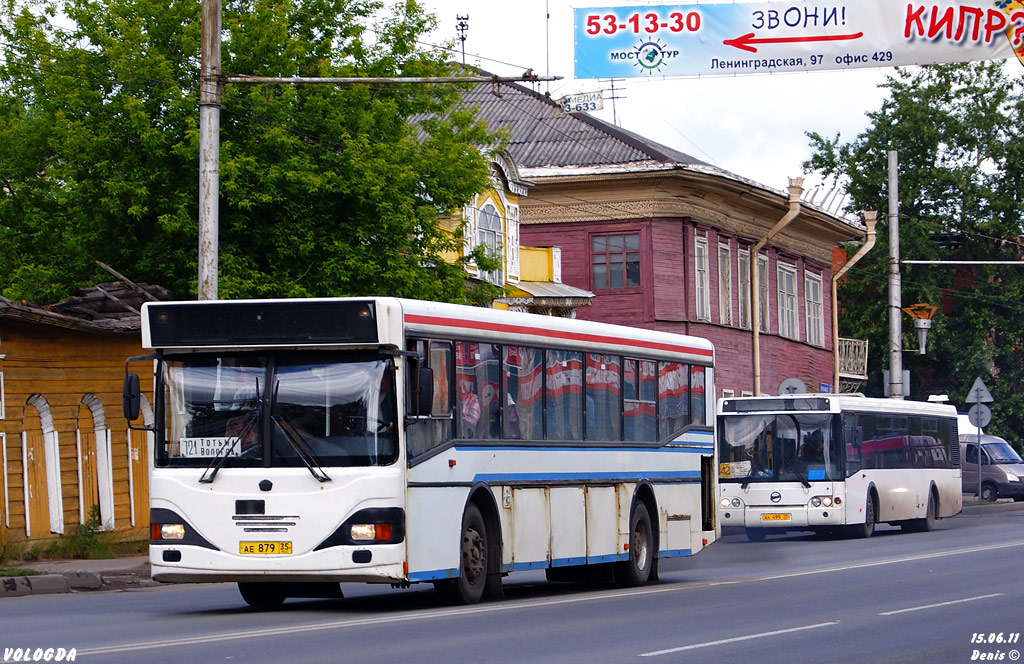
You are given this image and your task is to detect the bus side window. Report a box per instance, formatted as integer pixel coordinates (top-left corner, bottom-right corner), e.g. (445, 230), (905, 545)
(406, 339), (453, 460)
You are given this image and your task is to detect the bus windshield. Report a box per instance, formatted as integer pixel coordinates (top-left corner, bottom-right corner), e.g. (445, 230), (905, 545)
(719, 413), (841, 483)
(162, 353), (398, 468)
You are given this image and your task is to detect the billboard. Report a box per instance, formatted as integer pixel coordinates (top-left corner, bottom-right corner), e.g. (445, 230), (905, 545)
(574, 1), (1024, 79)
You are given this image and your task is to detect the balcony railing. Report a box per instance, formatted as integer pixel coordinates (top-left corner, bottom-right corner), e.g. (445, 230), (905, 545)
(838, 338), (868, 381)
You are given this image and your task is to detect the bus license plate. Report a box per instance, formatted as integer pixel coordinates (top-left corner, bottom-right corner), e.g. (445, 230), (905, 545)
(239, 541), (293, 555)
(761, 513), (791, 522)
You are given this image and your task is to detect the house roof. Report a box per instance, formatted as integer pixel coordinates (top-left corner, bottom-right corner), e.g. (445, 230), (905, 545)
(462, 77), (864, 235)
(0, 281), (172, 334)
(463, 79), (710, 170)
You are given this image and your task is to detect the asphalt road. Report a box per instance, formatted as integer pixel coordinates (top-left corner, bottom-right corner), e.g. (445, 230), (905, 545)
(4, 507), (1024, 664)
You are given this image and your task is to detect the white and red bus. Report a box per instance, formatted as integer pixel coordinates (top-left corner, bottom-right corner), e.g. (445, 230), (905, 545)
(123, 297), (718, 606)
(717, 394), (960, 541)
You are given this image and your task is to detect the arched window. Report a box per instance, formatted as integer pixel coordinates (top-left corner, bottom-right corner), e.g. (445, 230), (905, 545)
(477, 203), (503, 285)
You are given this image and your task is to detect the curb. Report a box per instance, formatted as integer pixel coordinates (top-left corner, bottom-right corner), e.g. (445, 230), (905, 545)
(0, 570), (156, 598)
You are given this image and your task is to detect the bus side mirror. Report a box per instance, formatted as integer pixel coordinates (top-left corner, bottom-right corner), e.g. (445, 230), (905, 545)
(417, 366), (434, 416)
(123, 373), (141, 421)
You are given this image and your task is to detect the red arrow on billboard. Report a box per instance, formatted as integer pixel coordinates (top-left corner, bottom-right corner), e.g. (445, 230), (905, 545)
(723, 31), (864, 53)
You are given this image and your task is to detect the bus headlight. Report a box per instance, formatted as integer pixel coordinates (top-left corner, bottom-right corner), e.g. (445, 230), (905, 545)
(720, 498), (731, 508)
(159, 523), (186, 540)
(810, 496), (834, 508)
(719, 497), (742, 508)
(810, 497), (821, 507)
(350, 523), (395, 542)
(821, 497), (833, 507)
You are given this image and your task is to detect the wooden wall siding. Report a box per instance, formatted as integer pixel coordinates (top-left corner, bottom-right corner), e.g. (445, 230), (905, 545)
(0, 319), (150, 543)
(519, 220), (654, 326)
(651, 220), (686, 322)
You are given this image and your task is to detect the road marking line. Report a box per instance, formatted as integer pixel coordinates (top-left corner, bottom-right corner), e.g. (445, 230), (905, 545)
(639, 621), (840, 657)
(76, 539), (1024, 656)
(878, 593), (1004, 616)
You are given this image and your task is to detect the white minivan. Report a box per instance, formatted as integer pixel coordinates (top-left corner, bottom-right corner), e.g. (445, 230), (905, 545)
(959, 414), (1024, 502)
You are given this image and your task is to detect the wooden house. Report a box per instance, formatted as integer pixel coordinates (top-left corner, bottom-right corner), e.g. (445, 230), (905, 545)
(0, 282), (165, 545)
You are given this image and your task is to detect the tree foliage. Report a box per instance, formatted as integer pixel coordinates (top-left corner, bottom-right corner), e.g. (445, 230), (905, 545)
(0, 0), (502, 304)
(805, 61), (1024, 442)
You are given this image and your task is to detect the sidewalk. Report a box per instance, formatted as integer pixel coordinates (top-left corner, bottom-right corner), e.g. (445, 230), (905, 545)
(0, 555), (154, 598)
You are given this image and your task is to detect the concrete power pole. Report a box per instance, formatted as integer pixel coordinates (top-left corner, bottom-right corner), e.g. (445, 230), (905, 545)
(887, 150), (904, 399)
(198, 0), (221, 300)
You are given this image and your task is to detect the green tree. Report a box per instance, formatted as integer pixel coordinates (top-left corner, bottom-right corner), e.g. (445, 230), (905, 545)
(0, 0), (502, 304)
(805, 61), (1024, 443)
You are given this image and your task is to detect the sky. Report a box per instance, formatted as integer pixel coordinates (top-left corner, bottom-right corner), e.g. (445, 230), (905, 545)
(415, 0), (897, 206)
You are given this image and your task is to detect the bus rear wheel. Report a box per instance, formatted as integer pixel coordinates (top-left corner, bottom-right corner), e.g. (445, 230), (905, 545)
(238, 582), (287, 608)
(904, 493), (936, 533)
(614, 502), (654, 587)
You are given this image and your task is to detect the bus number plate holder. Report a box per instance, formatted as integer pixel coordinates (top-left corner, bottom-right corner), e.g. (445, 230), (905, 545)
(761, 513), (791, 522)
(239, 541), (293, 555)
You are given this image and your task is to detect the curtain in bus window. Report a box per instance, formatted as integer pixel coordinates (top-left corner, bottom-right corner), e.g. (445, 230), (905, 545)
(455, 342), (500, 439)
(689, 365), (706, 426)
(624, 359), (657, 442)
(843, 413), (862, 475)
(546, 350), (583, 441)
(658, 362), (690, 440)
(504, 346), (544, 440)
(585, 354), (622, 441)
(271, 358), (398, 467)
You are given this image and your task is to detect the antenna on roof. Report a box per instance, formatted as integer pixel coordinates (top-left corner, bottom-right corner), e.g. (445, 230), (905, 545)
(456, 15), (469, 65)
(602, 78), (626, 126)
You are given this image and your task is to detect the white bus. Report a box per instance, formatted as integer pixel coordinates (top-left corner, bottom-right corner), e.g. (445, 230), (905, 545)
(716, 394), (960, 541)
(123, 297), (718, 606)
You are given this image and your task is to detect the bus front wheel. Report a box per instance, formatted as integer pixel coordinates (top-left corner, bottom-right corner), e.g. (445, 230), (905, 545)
(614, 502), (654, 587)
(438, 503), (489, 604)
(848, 495), (876, 538)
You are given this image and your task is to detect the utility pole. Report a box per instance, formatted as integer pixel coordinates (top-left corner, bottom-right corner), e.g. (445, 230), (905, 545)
(887, 150), (904, 399)
(198, 0), (221, 300)
(196, 0), (557, 300)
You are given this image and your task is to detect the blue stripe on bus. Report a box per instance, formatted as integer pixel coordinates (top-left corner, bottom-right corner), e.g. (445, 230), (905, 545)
(473, 471), (700, 483)
(454, 443), (711, 454)
(408, 568), (459, 582)
(411, 551), (692, 582)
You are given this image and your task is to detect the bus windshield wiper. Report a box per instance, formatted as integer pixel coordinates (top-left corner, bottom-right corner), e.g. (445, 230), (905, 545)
(270, 381), (331, 483)
(273, 416), (332, 483)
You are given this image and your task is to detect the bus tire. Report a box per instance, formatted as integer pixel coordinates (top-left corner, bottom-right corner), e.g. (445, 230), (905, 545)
(745, 527), (767, 542)
(238, 582), (287, 608)
(902, 492), (936, 533)
(614, 502), (654, 587)
(849, 494), (876, 538)
(440, 503), (488, 604)
(981, 483), (998, 503)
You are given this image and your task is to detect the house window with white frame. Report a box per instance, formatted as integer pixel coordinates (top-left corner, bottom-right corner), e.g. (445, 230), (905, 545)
(805, 272), (824, 346)
(757, 254), (770, 333)
(718, 243), (732, 325)
(777, 262), (798, 340)
(477, 202), (503, 285)
(695, 236), (711, 321)
(738, 249), (751, 329)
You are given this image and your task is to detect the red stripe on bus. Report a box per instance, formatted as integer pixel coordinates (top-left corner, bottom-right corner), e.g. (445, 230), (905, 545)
(404, 314), (714, 359)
